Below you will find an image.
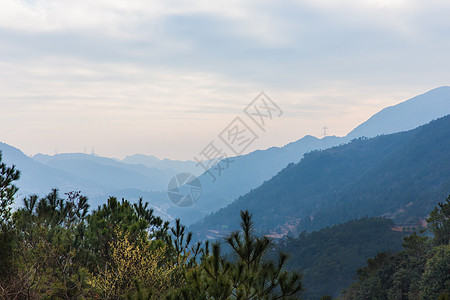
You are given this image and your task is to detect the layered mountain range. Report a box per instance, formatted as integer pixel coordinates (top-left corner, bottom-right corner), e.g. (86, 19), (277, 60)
(1, 86), (449, 228)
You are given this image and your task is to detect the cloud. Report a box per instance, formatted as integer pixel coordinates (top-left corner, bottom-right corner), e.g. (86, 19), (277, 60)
(0, 0), (449, 158)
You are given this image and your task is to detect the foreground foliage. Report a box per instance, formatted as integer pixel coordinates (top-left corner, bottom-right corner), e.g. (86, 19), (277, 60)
(343, 195), (450, 299)
(171, 211), (303, 299)
(2, 151), (449, 299)
(0, 153), (303, 299)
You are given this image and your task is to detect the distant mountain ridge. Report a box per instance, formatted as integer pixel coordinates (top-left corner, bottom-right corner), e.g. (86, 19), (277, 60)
(0, 143), (100, 202)
(347, 86), (450, 139)
(33, 152), (176, 192)
(121, 154), (201, 176)
(167, 135), (344, 224)
(2, 86), (449, 226)
(0, 147), (174, 215)
(190, 114), (450, 239)
(173, 87), (450, 225)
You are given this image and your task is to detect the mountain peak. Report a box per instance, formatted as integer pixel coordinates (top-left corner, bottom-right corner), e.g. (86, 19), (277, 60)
(347, 86), (450, 139)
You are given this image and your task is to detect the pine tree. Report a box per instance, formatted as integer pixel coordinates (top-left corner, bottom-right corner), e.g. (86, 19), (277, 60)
(173, 210), (303, 299)
(0, 151), (21, 296)
(0, 151), (20, 227)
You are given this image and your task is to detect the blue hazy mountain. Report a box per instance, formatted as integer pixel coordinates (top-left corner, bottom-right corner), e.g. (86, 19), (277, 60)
(3, 86), (450, 224)
(347, 86), (450, 139)
(167, 135), (344, 224)
(121, 154), (201, 175)
(0, 143), (100, 202)
(174, 86), (450, 225)
(33, 153), (177, 192)
(189, 115), (450, 239)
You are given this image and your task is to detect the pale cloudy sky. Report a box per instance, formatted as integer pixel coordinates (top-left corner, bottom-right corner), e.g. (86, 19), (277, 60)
(1, 0), (449, 159)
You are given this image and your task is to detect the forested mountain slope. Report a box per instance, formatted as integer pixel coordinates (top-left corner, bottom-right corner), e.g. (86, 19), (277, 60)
(271, 217), (408, 299)
(190, 115), (450, 238)
(177, 87), (450, 225)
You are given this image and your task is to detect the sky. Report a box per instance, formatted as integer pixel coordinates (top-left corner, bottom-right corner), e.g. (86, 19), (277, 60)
(1, 0), (449, 160)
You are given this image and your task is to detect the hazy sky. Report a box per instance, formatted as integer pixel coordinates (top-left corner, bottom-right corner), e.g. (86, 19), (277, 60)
(1, 0), (449, 160)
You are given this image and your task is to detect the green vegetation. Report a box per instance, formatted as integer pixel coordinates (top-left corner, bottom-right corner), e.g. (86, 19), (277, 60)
(172, 210), (303, 299)
(0, 153), (303, 299)
(344, 195), (450, 299)
(4, 179), (447, 300)
(271, 217), (408, 299)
